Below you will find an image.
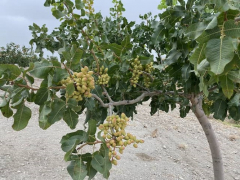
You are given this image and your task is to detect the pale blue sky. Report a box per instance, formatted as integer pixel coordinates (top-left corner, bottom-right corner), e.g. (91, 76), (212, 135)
(0, 0), (161, 55)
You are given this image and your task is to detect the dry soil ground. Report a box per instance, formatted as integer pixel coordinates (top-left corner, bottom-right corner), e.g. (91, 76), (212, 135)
(0, 91), (240, 180)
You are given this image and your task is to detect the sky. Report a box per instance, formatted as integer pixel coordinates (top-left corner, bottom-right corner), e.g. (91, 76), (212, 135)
(0, 0), (161, 56)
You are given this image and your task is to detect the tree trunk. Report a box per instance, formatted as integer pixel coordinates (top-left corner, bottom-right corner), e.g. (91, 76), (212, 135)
(190, 95), (224, 180)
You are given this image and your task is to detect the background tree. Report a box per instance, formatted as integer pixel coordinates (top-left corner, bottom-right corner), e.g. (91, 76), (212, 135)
(0, 43), (41, 67)
(0, 0), (240, 180)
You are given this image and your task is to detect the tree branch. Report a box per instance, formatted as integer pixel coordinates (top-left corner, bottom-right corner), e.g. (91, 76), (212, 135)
(92, 90), (186, 108)
(235, 17), (240, 22)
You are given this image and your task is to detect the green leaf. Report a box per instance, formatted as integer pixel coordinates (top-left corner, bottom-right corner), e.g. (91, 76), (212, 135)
(39, 102), (52, 129)
(99, 144), (112, 178)
(219, 75), (234, 99)
(228, 70), (240, 83)
(66, 83), (75, 96)
(189, 43), (206, 73)
(85, 98), (95, 111)
(120, 61), (130, 72)
(91, 153), (104, 173)
(165, 49), (182, 65)
(139, 56), (153, 65)
(185, 22), (208, 39)
(108, 44), (122, 56)
(181, 64), (191, 82)
(63, 108), (79, 129)
(0, 64), (21, 80)
(121, 35), (133, 54)
(196, 26), (221, 43)
(75, 0), (84, 10)
(70, 45), (83, 65)
(224, 20), (240, 38)
(151, 25), (165, 45)
(67, 158), (88, 180)
(25, 74), (34, 85)
(206, 37), (235, 75)
(1, 102), (13, 118)
(35, 88), (49, 105)
(197, 59), (210, 74)
(199, 76), (209, 97)
(47, 98), (66, 125)
(12, 103), (31, 131)
(213, 99), (227, 120)
(228, 93), (240, 106)
(87, 119), (97, 142)
(53, 68), (68, 83)
(29, 60), (53, 79)
(211, 0), (229, 11)
(67, 98), (82, 112)
(52, 9), (65, 19)
(61, 130), (88, 161)
(229, 106), (240, 121)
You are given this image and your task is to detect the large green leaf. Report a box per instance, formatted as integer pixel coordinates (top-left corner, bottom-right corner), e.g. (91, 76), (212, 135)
(0, 64), (21, 80)
(67, 158), (88, 180)
(39, 102), (52, 129)
(29, 60), (53, 79)
(67, 98), (82, 112)
(75, 0), (84, 10)
(219, 75), (234, 99)
(151, 24), (165, 45)
(224, 20), (240, 38)
(228, 93), (240, 106)
(99, 144), (112, 178)
(70, 44), (83, 65)
(87, 119), (97, 142)
(61, 130), (88, 161)
(53, 68), (68, 83)
(196, 26), (221, 43)
(66, 83), (75, 97)
(121, 35), (133, 54)
(213, 99), (227, 120)
(91, 153), (104, 173)
(165, 49), (182, 65)
(1, 102), (13, 118)
(181, 64), (191, 82)
(34, 88), (49, 105)
(229, 106), (240, 121)
(52, 9), (65, 19)
(107, 44), (122, 56)
(12, 103), (31, 131)
(210, 0), (229, 11)
(47, 98), (66, 125)
(206, 37), (235, 75)
(185, 22), (208, 39)
(228, 70), (240, 83)
(63, 108), (79, 129)
(189, 43), (206, 73)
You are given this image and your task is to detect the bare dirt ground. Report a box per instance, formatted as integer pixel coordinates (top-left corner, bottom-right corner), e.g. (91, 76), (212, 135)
(1, 88), (240, 180)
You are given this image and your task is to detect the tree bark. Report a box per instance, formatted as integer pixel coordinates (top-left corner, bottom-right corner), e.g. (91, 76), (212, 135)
(190, 95), (224, 180)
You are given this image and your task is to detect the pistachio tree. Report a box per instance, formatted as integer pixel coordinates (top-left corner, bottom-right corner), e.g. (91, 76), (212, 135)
(0, 0), (240, 180)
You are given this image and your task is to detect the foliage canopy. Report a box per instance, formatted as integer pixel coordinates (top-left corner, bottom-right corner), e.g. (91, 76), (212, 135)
(0, 0), (240, 179)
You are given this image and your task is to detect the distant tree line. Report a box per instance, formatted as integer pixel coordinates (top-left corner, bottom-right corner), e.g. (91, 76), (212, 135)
(0, 43), (57, 67)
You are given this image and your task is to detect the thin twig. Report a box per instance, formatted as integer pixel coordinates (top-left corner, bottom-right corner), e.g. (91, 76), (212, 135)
(77, 140), (102, 151)
(14, 83), (65, 91)
(102, 86), (113, 103)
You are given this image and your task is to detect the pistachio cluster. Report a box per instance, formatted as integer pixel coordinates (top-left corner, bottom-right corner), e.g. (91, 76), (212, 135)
(130, 56), (143, 87)
(98, 66), (110, 85)
(98, 113), (144, 165)
(61, 66), (95, 101)
(203, 96), (214, 106)
(143, 62), (154, 87)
